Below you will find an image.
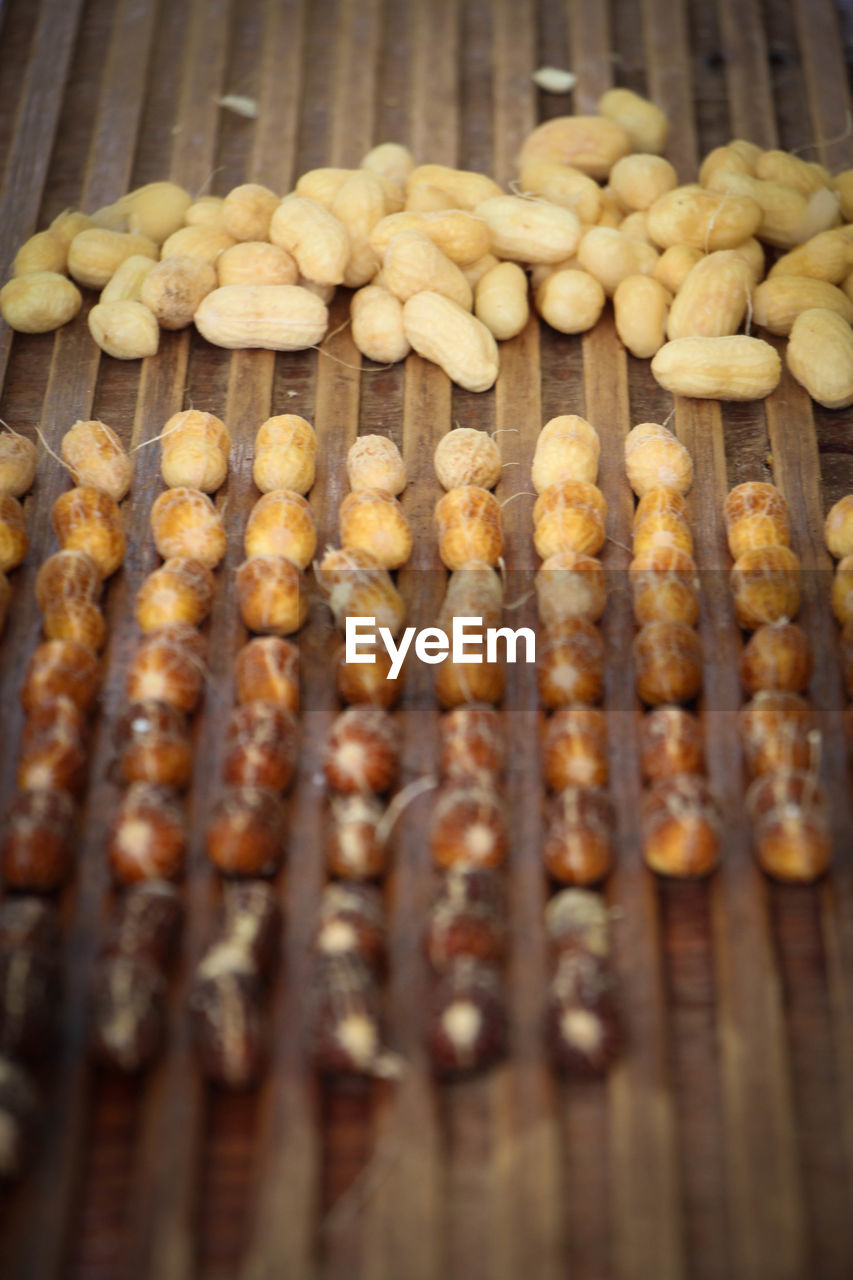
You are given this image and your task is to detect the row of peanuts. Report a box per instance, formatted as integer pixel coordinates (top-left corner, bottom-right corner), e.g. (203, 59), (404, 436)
(6, 89), (853, 408)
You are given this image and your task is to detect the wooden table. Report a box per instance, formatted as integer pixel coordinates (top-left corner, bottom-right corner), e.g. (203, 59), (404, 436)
(0, 1), (852, 1277)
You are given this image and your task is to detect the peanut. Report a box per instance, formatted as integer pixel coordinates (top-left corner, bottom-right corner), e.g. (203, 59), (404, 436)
(184, 196), (227, 230)
(461, 253), (502, 288)
(474, 194), (582, 264)
(160, 225), (237, 265)
(403, 291), (499, 392)
(222, 183), (280, 241)
(193, 284), (328, 351)
(406, 164), (503, 210)
(12, 230), (67, 276)
(100, 254), (157, 303)
(768, 229), (851, 283)
(119, 181), (193, 244)
(647, 185), (762, 251)
(139, 257), (217, 330)
(597, 88), (669, 154)
(731, 236), (766, 282)
(370, 210), (491, 266)
(651, 335), (781, 400)
(755, 151), (830, 198)
(61, 420), (133, 500)
(519, 115), (632, 180)
(350, 285), (411, 363)
(360, 142), (415, 190)
(216, 241), (299, 287)
(517, 158), (603, 223)
(49, 210), (96, 247)
(0, 272), (82, 333)
(596, 187), (624, 227)
(577, 227), (659, 295)
(609, 154), (678, 211)
(333, 171), (388, 288)
(653, 245), (705, 294)
(614, 275), (670, 357)
(384, 231), (473, 309)
(786, 308), (853, 409)
(254, 415), (316, 494)
(474, 262), (530, 340)
(294, 168), (351, 208)
(666, 251), (753, 340)
(699, 145), (757, 186)
(269, 195), (350, 285)
(67, 229), (158, 288)
(705, 171), (827, 249)
(404, 183), (459, 213)
(618, 211), (654, 244)
(88, 300), (160, 359)
(535, 269), (606, 334)
(752, 276), (853, 335)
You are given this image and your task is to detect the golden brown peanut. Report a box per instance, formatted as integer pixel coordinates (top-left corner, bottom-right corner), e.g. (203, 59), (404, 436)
(36, 549), (102, 612)
(222, 183), (280, 241)
(125, 624), (207, 713)
(752, 277), (853, 336)
(699, 144), (759, 186)
(350, 285), (411, 363)
(406, 163), (503, 210)
(216, 241), (298, 287)
(630, 546), (699, 627)
(88, 300), (159, 360)
(597, 87), (669, 154)
(739, 690), (816, 777)
(383, 231), (472, 309)
(149, 487), (226, 569)
(634, 487), (689, 528)
(237, 555), (308, 635)
(755, 150), (831, 198)
(135, 557), (215, 631)
(118, 181), (193, 243)
(160, 409), (230, 492)
(21, 638), (100, 712)
(625, 422), (693, 497)
(254, 414), (317, 494)
(67, 229), (158, 288)
(543, 708), (608, 791)
(361, 142), (415, 190)
(474, 262), (530, 341)
(535, 268), (606, 334)
(769, 230), (850, 283)
(334, 640), (403, 709)
(0, 272), (82, 333)
(475, 195), (582, 265)
(537, 620), (605, 708)
(632, 511), (694, 558)
(787, 308), (853, 409)
(139, 256), (217, 329)
(338, 490), (412, 569)
(332, 171), (387, 288)
(160, 225), (236, 264)
(824, 494), (853, 559)
(60, 419), (132, 501)
(640, 706), (704, 780)
(319, 547), (406, 637)
(724, 482), (789, 559)
(730, 545), (801, 630)
(193, 284), (328, 351)
(536, 551), (606, 626)
(516, 158), (603, 222)
(435, 487), (503, 569)
(269, 195), (350, 285)
(740, 622), (812, 694)
(532, 415), (600, 491)
(184, 196), (226, 229)
(235, 636), (299, 711)
(437, 565), (504, 632)
(0, 429), (38, 497)
(0, 493), (27, 573)
(642, 775), (719, 877)
(610, 154), (678, 211)
(435, 635), (506, 708)
(243, 490), (316, 569)
(52, 486), (125, 576)
(832, 556), (853, 626)
(49, 209), (96, 247)
(42, 598), (106, 650)
(403, 291), (499, 392)
(519, 115), (632, 180)
(100, 254), (157, 303)
(533, 480), (607, 559)
(647, 185), (762, 251)
(577, 227), (659, 295)
(653, 244), (705, 294)
(614, 275), (670, 357)
(634, 621), (703, 705)
(666, 250), (753, 340)
(12, 229), (67, 276)
(346, 434), (406, 494)
(747, 770), (832, 883)
(434, 428), (501, 491)
(651, 335), (781, 400)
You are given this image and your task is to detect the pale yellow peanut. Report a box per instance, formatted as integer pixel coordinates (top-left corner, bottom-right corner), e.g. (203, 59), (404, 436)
(0, 272), (82, 333)
(100, 254), (157, 303)
(532, 416), (600, 491)
(49, 210), (95, 247)
(184, 196), (227, 229)
(370, 210), (491, 265)
(653, 245), (705, 294)
(350, 285), (411, 363)
(139, 256), (218, 330)
(646, 185), (762, 251)
(294, 168), (351, 208)
(119, 182), (193, 244)
(269, 195), (350, 285)
(160, 225), (236, 265)
(704, 171), (832, 249)
(597, 88), (669, 154)
(402, 291), (499, 392)
(89, 202), (128, 231)
(254, 415), (316, 494)
(768, 230), (851, 283)
(193, 284), (328, 350)
(614, 275), (670, 357)
(729, 139), (764, 168)
(651, 335), (781, 400)
(596, 187), (623, 227)
(609, 154), (678, 211)
(360, 142), (415, 190)
(13, 229), (67, 276)
(730, 237), (766, 283)
(216, 242), (299, 287)
(699, 144), (757, 186)
(406, 164), (503, 210)
(475, 194), (581, 265)
(474, 261), (530, 340)
(404, 184), (459, 213)
(383, 231), (472, 309)
(619, 211), (654, 244)
(68, 229), (158, 288)
(333, 171), (387, 287)
(528, 257), (580, 290)
(755, 151), (830, 198)
(752, 276), (853, 335)
(535, 269), (606, 333)
(577, 227), (659, 295)
(61, 420), (132, 500)
(517, 158), (603, 223)
(786, 308), (853, 408)
(222, 183), (280, 241)
(519, 115), (631, 180)
(88, 300), (160, 359)
(299, 277), (336, 304)
(666, 251), (753, 340)
(460, 253), (502, 288)
(834, 170), (853, 221)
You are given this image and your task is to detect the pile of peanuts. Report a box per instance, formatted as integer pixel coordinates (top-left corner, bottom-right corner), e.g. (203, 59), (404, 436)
(6, 89), (853, 407)
(826, 494), (853, 730)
